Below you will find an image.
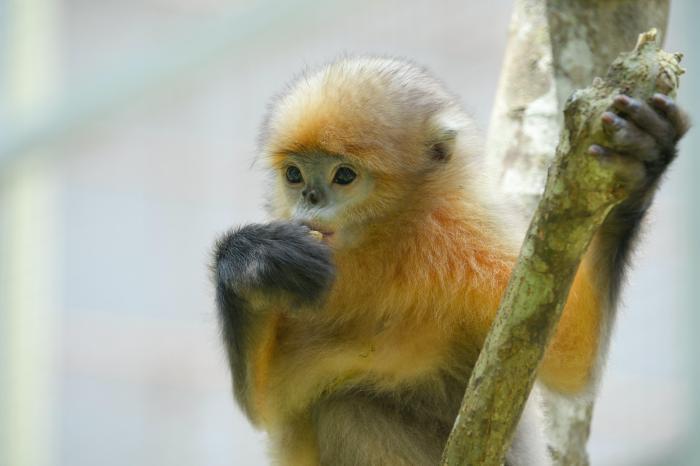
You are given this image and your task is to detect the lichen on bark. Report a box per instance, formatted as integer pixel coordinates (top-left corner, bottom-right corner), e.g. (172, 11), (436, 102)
(440, 30), (684, 466)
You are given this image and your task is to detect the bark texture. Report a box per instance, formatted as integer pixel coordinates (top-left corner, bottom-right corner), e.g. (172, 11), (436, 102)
(440, 30), (683, 466)
(483, 1), (670, 465)
(486, 0), (670, 215)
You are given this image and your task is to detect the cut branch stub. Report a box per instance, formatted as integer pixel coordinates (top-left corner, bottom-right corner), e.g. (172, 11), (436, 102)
(440, 29), (684, 466)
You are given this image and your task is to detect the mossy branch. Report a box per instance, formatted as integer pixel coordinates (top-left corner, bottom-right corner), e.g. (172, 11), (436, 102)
(440, 30), (684, 466)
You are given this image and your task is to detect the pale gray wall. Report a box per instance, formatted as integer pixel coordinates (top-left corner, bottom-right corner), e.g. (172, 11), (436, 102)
(0, 1), (696, 465)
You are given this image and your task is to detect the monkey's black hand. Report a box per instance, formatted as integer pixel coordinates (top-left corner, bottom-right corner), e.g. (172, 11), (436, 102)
(588, 93), (690, 196)
(588, 94), (689, 304)
(214, 222), (335, 306)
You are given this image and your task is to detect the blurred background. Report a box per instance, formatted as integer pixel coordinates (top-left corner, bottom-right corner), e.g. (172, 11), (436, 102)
(0, 1), (698, 465)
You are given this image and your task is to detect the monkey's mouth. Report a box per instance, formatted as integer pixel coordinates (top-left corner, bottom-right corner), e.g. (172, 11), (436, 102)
(301, 222), (335, 239)
(313, 229), (335, 239)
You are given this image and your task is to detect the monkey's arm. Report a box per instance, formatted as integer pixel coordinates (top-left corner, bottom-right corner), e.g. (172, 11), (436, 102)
(213, 222), (334, 423)
(538, 93), (689, 393)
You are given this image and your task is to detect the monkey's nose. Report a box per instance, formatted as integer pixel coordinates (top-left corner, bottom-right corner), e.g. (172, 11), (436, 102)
(302, 188), (321, 205)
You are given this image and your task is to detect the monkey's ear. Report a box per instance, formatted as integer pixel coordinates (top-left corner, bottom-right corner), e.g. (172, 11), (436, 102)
(427, 128), (457, 162)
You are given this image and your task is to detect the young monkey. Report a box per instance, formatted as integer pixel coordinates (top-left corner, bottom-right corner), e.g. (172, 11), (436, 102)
(213, 57), (689, 465)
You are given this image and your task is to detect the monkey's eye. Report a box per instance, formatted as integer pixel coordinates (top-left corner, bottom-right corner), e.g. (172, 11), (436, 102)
(333, 166), (357, 185)
(285, 166), (303, 184)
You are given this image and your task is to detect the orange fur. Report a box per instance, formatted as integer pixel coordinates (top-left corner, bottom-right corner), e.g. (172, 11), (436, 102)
(245, 57), (605, 464)
(249, 311), (283, 424)
(539, 259), (601, 392)
(253, 195), (601, 426)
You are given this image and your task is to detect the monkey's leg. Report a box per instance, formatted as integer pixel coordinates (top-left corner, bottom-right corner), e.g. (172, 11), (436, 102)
(312, 393), (449, 466)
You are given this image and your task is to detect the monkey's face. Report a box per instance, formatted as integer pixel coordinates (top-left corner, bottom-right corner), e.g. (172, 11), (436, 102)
(273, 152), (377, 250)
(260, 57), (476, 250)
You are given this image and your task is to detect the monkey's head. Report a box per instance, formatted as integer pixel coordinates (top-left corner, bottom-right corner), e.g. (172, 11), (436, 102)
(259, 57), (480, 250)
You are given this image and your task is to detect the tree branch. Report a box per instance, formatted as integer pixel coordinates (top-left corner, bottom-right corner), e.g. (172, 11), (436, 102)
(484, 2), (671, 464)
(440, 30), (684, 466)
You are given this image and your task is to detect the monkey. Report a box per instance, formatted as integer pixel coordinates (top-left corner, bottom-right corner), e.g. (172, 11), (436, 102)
(212, 57), (689, 465)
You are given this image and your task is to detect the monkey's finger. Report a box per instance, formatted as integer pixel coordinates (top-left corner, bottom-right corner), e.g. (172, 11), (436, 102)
(612, 95), (674, 148)
(651, 94), (691, 141)
(588, 144), (611, 159)
(308, 230), (324, 242)
(588, 144), (646, 184)
(601, 112), (658, 162)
